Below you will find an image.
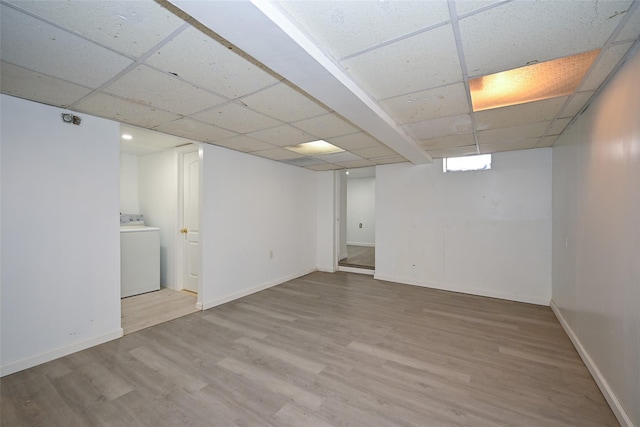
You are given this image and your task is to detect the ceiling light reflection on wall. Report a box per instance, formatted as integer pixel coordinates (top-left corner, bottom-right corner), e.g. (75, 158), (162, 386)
(285, 140), (344, 155)
(469, 49), (600, 112)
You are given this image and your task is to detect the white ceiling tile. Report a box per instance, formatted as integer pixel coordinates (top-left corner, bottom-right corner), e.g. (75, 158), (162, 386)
(74, 93), (181, 128)
(154, 117), (237, 143)
(306, 163), (344, 171)
(428, 145), (478, 159)
(247, 125), (317, 147)
(455, 1), (507, 17)
(475, 97), (567, 130)
(144, 26), (279, 99)
(614, 6), (640, 42)
(0, 61), (92, 107)
(352, 146), (399, 159)
(292, 114), (359, 139)
(327, 133), (383, 151)
(372, 156), (409, 165)
(559, 92), (594, 118)
(191, 103), (282, 134)
(213, 135), (276, 153)
(549, 118), (572, 135)
(381, 82), (470, 124)
(5, 0), (185, 58)
(313, 151), (362, 163)
(103, 65), (225, 116)
(419, 133), (476, 150)
(336, 159), (376, 168)
(460, 1), (632, 77)
(281, 157), (328, 167)
(479, 138), (540, 154)
(403, 114), (473, 140)
(478, 122), (549, 145)
(252, 147), (305, 161)
(579, 42), (633, 91)
(341, 24), (462, 99)
(276, 0), (450, 59)
(240, 83), (329, 122)
(538, 136), (559, 147)
(0, 4), (133, 88)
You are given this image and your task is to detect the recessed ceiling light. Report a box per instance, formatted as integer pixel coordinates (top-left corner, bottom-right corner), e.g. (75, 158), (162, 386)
(345, 171), (349, 175)
(285, 140), (344, 155)
(469, 49), (600, 112)
(122, 134), (133, 140)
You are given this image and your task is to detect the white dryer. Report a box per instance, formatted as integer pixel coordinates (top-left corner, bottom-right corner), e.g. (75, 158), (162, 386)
(120, 224), (160, 298)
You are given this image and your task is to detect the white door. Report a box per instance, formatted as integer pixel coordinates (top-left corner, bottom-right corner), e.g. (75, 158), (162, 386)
(181, 150), (200, 293)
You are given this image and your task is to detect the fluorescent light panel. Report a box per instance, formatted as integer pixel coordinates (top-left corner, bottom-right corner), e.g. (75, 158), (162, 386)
(285, 140), (344, 155)
(470, 50), (600, 112)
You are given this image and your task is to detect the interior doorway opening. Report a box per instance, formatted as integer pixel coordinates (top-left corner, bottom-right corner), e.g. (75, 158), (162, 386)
(338, 167), (376, 271)
(119, 124), (201, 334)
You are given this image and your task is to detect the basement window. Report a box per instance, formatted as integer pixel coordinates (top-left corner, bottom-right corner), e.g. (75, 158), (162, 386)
(443, 154), (491, 173)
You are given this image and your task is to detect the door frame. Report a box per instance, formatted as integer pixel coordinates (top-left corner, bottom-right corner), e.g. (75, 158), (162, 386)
(175, 144), (203, 307)
(335, 167), (376, 275)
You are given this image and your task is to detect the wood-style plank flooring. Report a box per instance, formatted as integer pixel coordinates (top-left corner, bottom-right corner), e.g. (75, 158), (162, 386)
(121, 288), (199, 335)
(339, 245), (375, 269)
(1, 272), (618, 426)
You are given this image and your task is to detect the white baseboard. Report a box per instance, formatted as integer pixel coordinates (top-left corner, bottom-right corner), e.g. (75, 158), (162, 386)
(550, 301), (634, 427)
(1, 328), (123, 377)
(346, 242), (375, 247)
(201, 267), (316, 311)
(338, 266), (375, 275)
(316, 266), (337, 273)
(373, 274), (549, 306)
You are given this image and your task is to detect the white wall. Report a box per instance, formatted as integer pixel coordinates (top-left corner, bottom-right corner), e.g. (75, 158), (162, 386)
(200, 144), (317, 309)
(376, 148), (552, 305)
(551, 47), (639, 427)
(0, 95), (122, 376)
(119, 153), (139, 214)
(346, 177), (375, 246)
(138, 149), (179, 288)
(316, 171), (336, 272)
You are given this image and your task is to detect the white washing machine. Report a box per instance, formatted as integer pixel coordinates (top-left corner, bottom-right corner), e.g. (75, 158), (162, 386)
(120, 224), (160, 298)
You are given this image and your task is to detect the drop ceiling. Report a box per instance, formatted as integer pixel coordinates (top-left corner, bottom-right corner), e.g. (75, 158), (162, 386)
(1, 0), (638, 171)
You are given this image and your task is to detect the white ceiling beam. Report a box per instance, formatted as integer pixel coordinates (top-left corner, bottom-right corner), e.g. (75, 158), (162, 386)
(169, 0), (432, 164)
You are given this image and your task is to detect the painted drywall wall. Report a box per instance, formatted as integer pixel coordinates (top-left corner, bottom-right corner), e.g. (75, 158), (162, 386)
(551, 47), (640, 427)
(199, 144), (317, 309)
(346, 177), (375, 246)
(0, 95), (122, 376)
(138, 149), (179, 288)
(316, 171), (336, 272)
(376, 148), (552, 305)
(119, 153), (140, 214)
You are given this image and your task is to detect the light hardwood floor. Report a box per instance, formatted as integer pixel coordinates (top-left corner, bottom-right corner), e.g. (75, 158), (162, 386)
(1, 272), (618, 426)
(339, 245), (375, 269)
(121, 288), (199, 335)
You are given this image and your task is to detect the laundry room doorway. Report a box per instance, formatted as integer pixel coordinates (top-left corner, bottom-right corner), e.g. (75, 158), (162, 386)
(119, 124), (201, 335)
